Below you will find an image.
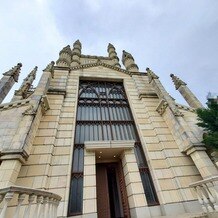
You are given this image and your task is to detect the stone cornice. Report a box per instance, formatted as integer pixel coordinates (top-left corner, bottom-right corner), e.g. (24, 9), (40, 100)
(0, 99), (30, 111)
(81, 54), (111, 60)
(48, 88), (67, 97)
(183, 143), (206, 155)
(139, 92), (158, 99)
(71, 62), (131, 75)
(175, 103), (196, 112)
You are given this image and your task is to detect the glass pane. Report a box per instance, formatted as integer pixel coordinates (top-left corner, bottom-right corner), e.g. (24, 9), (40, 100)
(140, 170), (158, 205)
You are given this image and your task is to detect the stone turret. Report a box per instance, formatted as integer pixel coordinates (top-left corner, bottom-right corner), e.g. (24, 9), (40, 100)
(122, 50), (139, 72)
(71, 40), (82, 67)
(0, 63), (22, 103)
(170, 74), (203, 108)
(56, 45), (72, 67)
(14, 66), (37, 100)
(107, 43), (121, 68)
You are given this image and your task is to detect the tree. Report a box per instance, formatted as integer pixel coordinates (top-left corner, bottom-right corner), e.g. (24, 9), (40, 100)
(196, 101), (218, 150)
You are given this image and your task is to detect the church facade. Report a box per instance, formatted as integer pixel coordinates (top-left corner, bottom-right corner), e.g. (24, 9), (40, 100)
(0, 40), (217, 218)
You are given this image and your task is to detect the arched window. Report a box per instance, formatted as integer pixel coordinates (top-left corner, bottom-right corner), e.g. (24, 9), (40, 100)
(68, 80), (158, 216)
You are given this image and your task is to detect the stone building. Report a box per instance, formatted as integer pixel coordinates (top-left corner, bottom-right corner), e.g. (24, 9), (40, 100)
(0, 40), (217, 218)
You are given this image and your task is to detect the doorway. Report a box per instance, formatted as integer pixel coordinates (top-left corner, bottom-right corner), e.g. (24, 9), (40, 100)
(96, 162), (130, 218)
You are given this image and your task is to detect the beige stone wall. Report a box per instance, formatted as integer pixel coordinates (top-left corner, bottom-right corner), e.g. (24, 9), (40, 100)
(124, 75), (202, 205)
(14, 65), (205, 216)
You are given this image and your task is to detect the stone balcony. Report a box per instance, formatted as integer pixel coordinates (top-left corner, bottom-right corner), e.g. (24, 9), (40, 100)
(190, 176), (218, 218)
(0, 186), (61, 218)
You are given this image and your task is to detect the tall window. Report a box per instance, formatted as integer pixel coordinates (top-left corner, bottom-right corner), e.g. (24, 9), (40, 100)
(68, 81), (158, 216)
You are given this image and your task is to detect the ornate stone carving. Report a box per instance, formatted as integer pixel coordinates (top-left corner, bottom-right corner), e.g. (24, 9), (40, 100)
(146, 68), (159, 83)
(3, 63), (22, 82)
(15, 66), (37, 98)
(156, 99), (169, 115)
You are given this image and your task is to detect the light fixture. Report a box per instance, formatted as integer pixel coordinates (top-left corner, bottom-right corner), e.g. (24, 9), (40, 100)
(113, 155), (116, 158)
(98, 156), (101, 159)
(100, 151), (102, 154)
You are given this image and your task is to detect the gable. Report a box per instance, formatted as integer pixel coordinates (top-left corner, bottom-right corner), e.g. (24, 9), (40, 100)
(71, 63), (131, 79)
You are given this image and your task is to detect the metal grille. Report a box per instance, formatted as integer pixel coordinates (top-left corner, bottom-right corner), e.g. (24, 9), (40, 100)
(68, 81), (159, 216)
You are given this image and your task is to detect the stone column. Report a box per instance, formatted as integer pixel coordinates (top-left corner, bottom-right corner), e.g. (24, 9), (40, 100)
(83, 150), (97, 218)
(56, 45), (72, 67)
(0, 159), (22, 188)
(107, 43), (121, 68)
(12, 66), (37, 101)
(71, 40), (81, 67)
(0, 63), (22, 103)
(122, 50), (139, 72)
(185, 145), (218, 178)
(122, 149), (151, 218)
(170, 74), (203, 109)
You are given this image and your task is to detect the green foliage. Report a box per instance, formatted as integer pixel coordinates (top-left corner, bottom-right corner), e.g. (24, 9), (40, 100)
(196, 101), (218, 150)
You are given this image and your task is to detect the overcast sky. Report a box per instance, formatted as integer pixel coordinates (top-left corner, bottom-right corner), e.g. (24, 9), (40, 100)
(0, 0), (217, 105)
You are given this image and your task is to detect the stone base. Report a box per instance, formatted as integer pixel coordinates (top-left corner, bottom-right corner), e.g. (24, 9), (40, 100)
(130, 206), (151, 218)
(68, 213), (97, 218)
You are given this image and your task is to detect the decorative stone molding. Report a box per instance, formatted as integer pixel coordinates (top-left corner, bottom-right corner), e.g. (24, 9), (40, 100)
(176, 103), (196, 112)
(156, 99), (169, 115)
(85, 140), (135, 151)
(183, 144), (206, 156)
(81, 54), (111, 60)
(139, 92), (158, 99)
(22, 104), (36, 115)
(71, 61), (132, 75)
(3, 63), (22, 82)
(0, 99), (30, 111)
(0, 149), (29, 162)
(47, 88), (67, 97)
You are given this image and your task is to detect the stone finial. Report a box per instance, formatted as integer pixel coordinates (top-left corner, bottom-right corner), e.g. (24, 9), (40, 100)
(59, 45), (72, 56)
(73, 39), (82, 49)
(146, 68), (159, 83)
(15, 66), (37, 98)
(3, 63), (22, 82)
(107, 43), (115, 52)
(56, 45), (72, 67)
(71, 40), (82, 67)
(170, 74), (187, 90)
(122, 50), (139, 72)
(107, 43), (121, 68)
(43, 61), (55, 78)
(122, 50), (134, 64)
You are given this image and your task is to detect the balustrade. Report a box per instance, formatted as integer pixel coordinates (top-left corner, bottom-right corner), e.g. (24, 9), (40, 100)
(0, 186), (61, 218)
(190, 176), (218, 214)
